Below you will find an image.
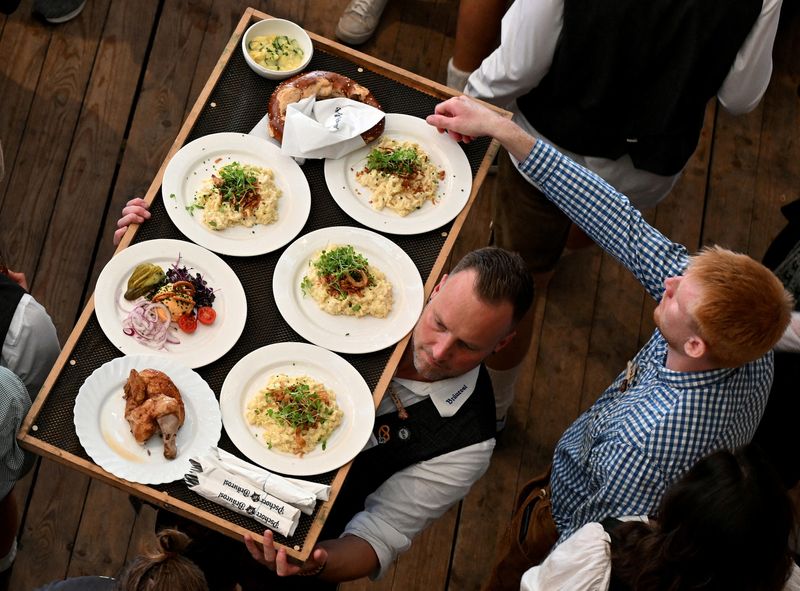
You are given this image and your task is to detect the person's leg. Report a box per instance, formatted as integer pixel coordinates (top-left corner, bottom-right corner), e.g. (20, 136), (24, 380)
(447, 0), (507, 90)
(0, 488), (18, 573)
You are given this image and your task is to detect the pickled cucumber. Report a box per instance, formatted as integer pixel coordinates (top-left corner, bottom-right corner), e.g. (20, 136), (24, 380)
(124, 263), (166, 300)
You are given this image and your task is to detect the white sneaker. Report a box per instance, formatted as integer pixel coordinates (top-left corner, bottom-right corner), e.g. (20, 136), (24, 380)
(336, 0), (391, 45)
(446, 58), (473, 92)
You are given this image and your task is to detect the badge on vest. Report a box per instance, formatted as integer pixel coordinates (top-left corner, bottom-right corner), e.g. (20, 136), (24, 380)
(376, 424), (411, 444)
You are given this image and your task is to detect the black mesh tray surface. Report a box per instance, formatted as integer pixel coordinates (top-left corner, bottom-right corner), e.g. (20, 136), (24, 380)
(26, 42), (492, 547)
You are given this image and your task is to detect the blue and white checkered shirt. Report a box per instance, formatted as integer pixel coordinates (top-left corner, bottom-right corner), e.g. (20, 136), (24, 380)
(519, 141), (773, 541)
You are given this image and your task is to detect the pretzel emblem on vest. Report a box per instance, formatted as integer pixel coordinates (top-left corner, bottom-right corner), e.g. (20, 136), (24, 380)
(377, 425), (391, 444)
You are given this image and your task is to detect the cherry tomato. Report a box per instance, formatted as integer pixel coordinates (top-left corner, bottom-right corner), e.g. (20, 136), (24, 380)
(197, 306), (216, 325)
(178, 313), (197, 334)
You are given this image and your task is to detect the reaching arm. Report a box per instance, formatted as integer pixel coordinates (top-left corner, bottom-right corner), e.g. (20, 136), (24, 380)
(427, 97), (690, 297)
(426, 95), (535, 161)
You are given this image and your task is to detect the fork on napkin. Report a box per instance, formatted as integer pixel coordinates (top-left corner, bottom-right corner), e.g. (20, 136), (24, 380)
(184, 447), (332, 537)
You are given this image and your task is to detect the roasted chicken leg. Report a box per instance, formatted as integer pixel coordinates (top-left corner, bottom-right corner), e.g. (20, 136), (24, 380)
(123, 369), (185, 459)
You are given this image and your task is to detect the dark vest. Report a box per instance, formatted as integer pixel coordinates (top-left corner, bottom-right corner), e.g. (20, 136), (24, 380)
(0, 273), (25, 348)
(321, 365), (496, 537)
(517, 0), (762, 176)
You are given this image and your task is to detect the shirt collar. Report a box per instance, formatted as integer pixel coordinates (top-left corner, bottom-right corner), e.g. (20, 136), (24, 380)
(393, 365), (481, 417)
(649, 332), (737, 388)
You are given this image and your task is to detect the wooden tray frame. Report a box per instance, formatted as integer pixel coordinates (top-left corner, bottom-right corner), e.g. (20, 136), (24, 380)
(18, 7), (510, 562)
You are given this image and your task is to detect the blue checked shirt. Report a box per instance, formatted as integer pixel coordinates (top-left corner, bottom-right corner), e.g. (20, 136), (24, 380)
(519, 141), (773, 541)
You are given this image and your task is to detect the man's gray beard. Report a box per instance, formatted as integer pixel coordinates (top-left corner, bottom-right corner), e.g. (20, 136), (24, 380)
(411, 344), (451, 381)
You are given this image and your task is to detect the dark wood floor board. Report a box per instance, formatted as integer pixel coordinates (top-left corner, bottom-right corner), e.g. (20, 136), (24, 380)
(747, 15), (800, 260)
(391, 505), (459, 590)
(10, 458), (40, 544)
(88, 0), (215, 295)
(519, 247), (603, 478)
(8, 460), (91, 589)
(702, 106), (764, 252)
(124, 501), (158, 563)
(184, 0), (251, 122)
(0, 0), (51, 211)
(261, 0), (305, 26)
(294, 0), (348, 41)
(386, 0), (455, 84)
(34, 0), (160, 340)
(0, 0), (110, 279)
(65, 480), (138, 578)
(356, 1), (402, 68)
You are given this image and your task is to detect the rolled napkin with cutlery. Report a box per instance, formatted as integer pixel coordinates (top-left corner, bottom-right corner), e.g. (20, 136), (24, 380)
(212, 447), (331, 514)
(185, 457), (301, 537)
(279, 96), (385, 160)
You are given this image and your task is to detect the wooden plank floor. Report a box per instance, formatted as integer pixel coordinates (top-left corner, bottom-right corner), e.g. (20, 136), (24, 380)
(1, 1), (798, 589)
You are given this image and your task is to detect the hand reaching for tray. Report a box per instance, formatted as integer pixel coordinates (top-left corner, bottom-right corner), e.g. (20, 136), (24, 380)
(427, 95), (537, 162)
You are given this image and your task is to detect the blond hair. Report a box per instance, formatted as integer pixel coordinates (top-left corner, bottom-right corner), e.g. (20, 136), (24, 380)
(687, 246), (793, 367)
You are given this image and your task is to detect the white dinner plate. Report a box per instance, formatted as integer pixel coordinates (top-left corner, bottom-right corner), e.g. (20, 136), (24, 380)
(94, 239), (247, 368)
(162, 132), (311, 256)
(323, 114), (473, 235)
(74, 355), (222, 484)
(220, 342), (375, 476)
(273, 227), (424, 354)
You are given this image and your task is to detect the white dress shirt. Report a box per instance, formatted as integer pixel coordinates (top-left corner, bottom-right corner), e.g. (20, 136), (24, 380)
(342, 366), (495, 579)
(466, 0), (783, 209)
(1, 293), (60, 399)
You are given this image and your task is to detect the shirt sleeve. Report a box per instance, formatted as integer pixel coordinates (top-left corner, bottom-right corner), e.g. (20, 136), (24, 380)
(0, 367), (34, 499)
(518, 140), (691, 300)
(342, 439), (494, 579)
(520, 523), (612, 591)
(717, 0), (783, 115)
(465, 0), (563, 107)
(556, 441), (667, 540)
(1, 294), (61, 399)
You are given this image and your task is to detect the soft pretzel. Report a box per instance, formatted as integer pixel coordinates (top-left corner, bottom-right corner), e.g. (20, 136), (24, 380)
(267, 70), (385, 144)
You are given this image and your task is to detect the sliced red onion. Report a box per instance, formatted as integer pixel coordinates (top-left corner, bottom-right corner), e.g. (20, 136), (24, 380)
(122, 301), (174, 349)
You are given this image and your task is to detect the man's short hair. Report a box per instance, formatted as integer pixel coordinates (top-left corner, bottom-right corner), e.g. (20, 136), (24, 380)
(688, 246), (793, 367)
(449, 247), (534, 324)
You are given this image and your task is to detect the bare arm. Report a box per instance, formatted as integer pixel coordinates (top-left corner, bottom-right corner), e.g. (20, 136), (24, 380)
(426, 96), (536, 161)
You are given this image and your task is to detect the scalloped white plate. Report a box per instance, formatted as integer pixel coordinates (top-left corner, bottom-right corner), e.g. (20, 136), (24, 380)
(220, 342), (375, 476)
(94, 239), (246, 369)
(74, 355), (221, 484)
(273, 226), (424, 354)
(323, 114), (473, 234)
(162, 132), (311, 256)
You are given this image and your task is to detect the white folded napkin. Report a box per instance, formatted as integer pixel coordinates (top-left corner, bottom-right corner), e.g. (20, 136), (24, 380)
(214, 447), (330, 513)
(185, 457), (300, 537)
(280, 96), (384, 159)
